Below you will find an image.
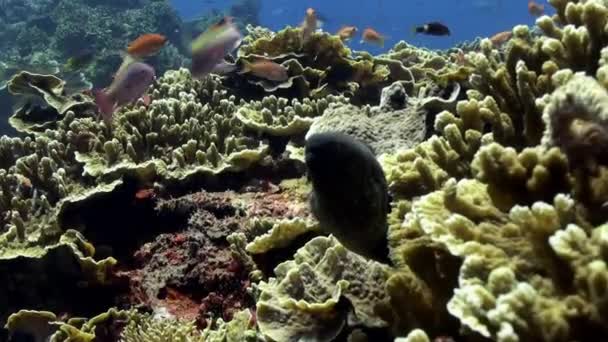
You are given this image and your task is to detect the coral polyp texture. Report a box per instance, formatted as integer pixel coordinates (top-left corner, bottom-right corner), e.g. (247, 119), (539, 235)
(7, 0), (608, 341)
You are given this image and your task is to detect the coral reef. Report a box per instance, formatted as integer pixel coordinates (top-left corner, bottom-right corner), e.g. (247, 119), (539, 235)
(256, 236), (391, 342)
(7, 71), (96, 134)
(0, 0), (184, 90)
(7, 0), (608, 341)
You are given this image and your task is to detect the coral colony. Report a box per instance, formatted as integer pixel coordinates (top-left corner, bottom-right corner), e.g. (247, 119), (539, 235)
(4, 0), (608, 341)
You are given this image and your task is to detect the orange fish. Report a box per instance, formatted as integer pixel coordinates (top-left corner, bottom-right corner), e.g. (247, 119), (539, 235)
(127, 33), (167, 58)
(360, 27), (385, 47)
(238, 59), (288, 81)
(528, 0), (544, 17)
(336, 26), (358, 41)
(489, 30), (513, 46)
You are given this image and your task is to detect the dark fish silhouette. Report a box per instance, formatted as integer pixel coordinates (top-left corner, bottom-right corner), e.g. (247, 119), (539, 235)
(305, 132), (391, 263)
(414, 21), (451, 36)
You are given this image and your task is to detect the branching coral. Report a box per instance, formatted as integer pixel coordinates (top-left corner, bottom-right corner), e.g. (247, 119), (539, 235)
(402, 179), (588, 341)
(72, 69), (268, 184)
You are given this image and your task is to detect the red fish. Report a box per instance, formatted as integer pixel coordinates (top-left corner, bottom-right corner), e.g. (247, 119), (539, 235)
(134, 188), (156, 200)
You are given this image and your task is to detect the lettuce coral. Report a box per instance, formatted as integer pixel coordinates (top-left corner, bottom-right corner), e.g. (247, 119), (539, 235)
(236, 94), (348, 136)
(256, 236), (391, 342)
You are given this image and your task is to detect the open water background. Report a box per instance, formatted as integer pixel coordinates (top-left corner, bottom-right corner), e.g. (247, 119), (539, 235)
(171, 0), (553, 52)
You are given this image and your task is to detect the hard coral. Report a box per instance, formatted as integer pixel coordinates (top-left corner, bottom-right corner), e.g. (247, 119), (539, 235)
(8, 1), (608, 342)
(74, 69), (268, 184)
(256, 236), (391, 342)
(541, 74), (608, 172)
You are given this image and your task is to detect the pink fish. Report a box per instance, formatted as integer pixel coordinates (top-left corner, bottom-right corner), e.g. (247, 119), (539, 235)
(191, 17), (242, 79)
(94, 62), (155, 125)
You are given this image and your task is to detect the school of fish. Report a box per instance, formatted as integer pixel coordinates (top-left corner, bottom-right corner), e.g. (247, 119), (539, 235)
(91, 2), (546, 124)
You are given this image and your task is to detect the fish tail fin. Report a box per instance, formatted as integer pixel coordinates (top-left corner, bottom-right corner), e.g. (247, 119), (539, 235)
(379, 34), (390, 48)
(93, 89), (115, 125)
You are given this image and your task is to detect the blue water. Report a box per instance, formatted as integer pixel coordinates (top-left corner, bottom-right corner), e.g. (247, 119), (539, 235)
(171, 0), (554, 53)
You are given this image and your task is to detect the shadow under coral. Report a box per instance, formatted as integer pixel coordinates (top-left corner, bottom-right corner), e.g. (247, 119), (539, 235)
(48, 159), (309, 330)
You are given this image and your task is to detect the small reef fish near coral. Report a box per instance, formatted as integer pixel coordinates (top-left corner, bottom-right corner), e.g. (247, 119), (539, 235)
(7, 0), (608, 342)
(361, 27), (387, 47)
(94, 61), (156, 124)
(238, 58), (289, 82)
(336, 25), (358, 41)
(191, 16), (243, 78)
(127, 33), (168, 58)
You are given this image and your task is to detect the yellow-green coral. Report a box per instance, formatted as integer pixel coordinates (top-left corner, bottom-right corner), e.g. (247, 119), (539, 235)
(5, 310), (57, 342)
(376, 41), (473, 87)
(396, 177), (606, 341)
(245, 217), (319, 254)
(541, 74), (608, 171)
(472, 143), (573, 209)
(236, 94), (348, 136)
(71, 69), (269, 184)
(7, 0), (608, 341)
(121, 313), (205, 342)
(256, 236), (390, 342)
(7, 71), (95, 116)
